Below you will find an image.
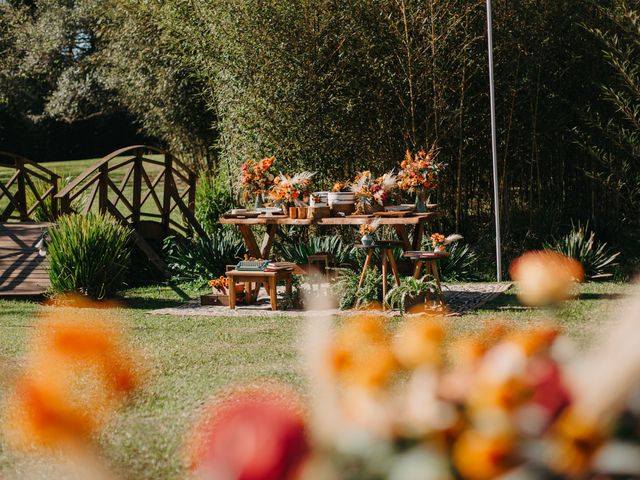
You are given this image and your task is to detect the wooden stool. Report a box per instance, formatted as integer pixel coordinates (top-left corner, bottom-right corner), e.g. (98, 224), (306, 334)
(354, 241), (403, 309)
(226, 270), (293, 311)
(307, 252), (335, 276)
(403, 251), (450, 306)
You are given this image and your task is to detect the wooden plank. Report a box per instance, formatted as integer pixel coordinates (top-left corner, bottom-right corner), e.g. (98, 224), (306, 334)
(218, 215), (439, 226)
(260, 224), (278, 258)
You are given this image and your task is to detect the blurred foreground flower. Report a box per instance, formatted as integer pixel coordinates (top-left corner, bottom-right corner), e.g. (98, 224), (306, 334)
(187, 387), (310, 480)
(509, 250), (584, 306)
(5, 295), (143, 453)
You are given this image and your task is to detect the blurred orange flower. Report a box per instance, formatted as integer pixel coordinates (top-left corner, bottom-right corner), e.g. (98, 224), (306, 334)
(453, 430), (515, 480)
(4, 296), (143, 449)
(509, 251), (584, 306)
(329, 314), (397, 389)
(393, 317), (444, 369)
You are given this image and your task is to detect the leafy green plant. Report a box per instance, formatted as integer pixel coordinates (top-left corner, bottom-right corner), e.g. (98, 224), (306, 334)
(385, 276), (437, 314)
(164, 229), (246, 285)
(275, 234), (358, 267)
(330, 267), (386, 310)
(195, 171), (236, 234)
(47, 213), (131, 299)
(439, 243), (480, 282)
(544, 221), (620, 280)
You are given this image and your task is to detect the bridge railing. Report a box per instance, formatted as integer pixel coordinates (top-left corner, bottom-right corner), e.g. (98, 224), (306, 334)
(55, 145), (205, 239)
(0, 151), (60, 222)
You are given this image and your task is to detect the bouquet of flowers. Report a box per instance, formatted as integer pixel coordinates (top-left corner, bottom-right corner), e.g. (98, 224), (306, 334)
(207, 276), (229, 294)
(350, 170), (397, 213)
(269, 172), (315, 207)
(240, 156), (276, 202)
(398, 147), (446, 208)
(430, 233), (462, 251)
(332, 181), (350, 193)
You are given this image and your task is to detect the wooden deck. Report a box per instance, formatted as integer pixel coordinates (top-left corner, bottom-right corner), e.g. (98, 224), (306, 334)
(0, 222), (50, 297)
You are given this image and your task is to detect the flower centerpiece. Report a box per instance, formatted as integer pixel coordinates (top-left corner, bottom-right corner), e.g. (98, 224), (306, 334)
(350, 170), (397, 214)
(268, 172), (315, 214)
(240, 156), (276, 208)
(397, 147), (445, 212)
(359, 218), (381, 246)
(431, 233), (463, 252)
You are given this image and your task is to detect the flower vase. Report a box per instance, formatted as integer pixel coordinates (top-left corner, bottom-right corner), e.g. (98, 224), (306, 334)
(254, 192), (264, 209)
(361, 234), (374, 247)
(414, 190), (427, 213)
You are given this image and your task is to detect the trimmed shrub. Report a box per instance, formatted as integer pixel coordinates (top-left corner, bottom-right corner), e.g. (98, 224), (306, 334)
(47, 213), (131, 299)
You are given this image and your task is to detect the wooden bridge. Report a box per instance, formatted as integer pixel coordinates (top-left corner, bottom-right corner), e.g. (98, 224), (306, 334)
(0, 146), (204, 296)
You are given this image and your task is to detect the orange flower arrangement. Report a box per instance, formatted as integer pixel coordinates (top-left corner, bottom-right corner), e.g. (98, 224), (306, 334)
(208, 275), (229, 293)
(269, 172), (315, 206)
(397, 147), (445, 193)
(240, 156), (276, 201)
(350, 170), (397, 212)
(431, 233), (446, 249)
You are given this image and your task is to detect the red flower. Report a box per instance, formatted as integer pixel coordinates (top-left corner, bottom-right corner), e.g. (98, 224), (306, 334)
(188, 388), (309, 480)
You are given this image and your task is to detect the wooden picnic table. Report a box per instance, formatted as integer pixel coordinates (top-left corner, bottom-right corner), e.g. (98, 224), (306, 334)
(219, 211), (442, 259)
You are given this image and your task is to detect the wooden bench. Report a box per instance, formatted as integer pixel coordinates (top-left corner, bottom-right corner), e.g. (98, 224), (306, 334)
(226, 269), (293, 311)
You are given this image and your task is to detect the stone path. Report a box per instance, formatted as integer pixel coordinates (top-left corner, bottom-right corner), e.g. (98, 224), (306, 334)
(147, 283), (511, 317)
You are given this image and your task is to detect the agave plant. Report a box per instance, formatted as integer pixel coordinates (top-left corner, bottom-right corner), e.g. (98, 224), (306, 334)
(164, 229), (246, 285)
(47, 213), (131, 299)
(385, 276), (437, 314)
(544, 221), (620, 280)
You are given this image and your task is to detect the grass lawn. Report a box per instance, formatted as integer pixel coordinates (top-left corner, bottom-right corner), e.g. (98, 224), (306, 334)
(0, 281), (634, 479)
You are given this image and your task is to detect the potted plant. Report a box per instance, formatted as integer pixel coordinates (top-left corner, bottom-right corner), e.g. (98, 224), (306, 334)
(240, 156), (276, 209)
(384, 276), (438, 313)
(397, 146), (446, 212)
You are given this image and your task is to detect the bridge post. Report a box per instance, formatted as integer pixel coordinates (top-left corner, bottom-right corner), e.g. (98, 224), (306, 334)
(16, 158), (28, 221)
(51, 175), (59, 219)
(98, 164), (109, 214)
(162, 153), (173, 237)
(132, 148), (142, 228)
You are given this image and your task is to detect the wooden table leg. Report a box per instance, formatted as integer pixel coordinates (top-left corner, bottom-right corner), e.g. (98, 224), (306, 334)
(381, 248), (388, 310)
(285, 276), (292, 296)
(392, 225), (411, 251)
(357, 250), (373, 290)
(244, 282), (251, 305)
(430, 260), (445, 305)
(386, 249), (401, 287)
(413, 260), (423, 279)
(269, 276), (277, 311)
(412, 222), (425, 251)
(261, 224), (277, 258)
(238, 225), (262, 259)
(229, 276), (237, 309)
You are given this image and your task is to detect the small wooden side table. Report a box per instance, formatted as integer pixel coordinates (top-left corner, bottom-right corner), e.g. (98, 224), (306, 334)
(354, 241), (403, 309)
(403, 251), (450, 306)
(226, 269), (293, 311)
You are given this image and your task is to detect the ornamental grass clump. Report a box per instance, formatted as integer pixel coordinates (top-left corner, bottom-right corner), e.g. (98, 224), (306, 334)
(47, 213), (131, 299)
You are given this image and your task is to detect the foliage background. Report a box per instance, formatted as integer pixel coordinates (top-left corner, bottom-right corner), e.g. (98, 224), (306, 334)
(1, 0), (638, 275)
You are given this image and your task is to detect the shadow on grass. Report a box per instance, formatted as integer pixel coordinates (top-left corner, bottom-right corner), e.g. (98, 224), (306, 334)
(120, 282), (194, 310)
(578, 292), (633, 301)
(474, 291), (529, 312)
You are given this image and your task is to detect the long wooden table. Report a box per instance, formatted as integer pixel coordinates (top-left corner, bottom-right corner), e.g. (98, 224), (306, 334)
(219, 212), (441, 259)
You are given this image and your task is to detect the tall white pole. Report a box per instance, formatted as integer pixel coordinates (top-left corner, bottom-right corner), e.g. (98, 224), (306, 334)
(486, 0), (502, 282)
